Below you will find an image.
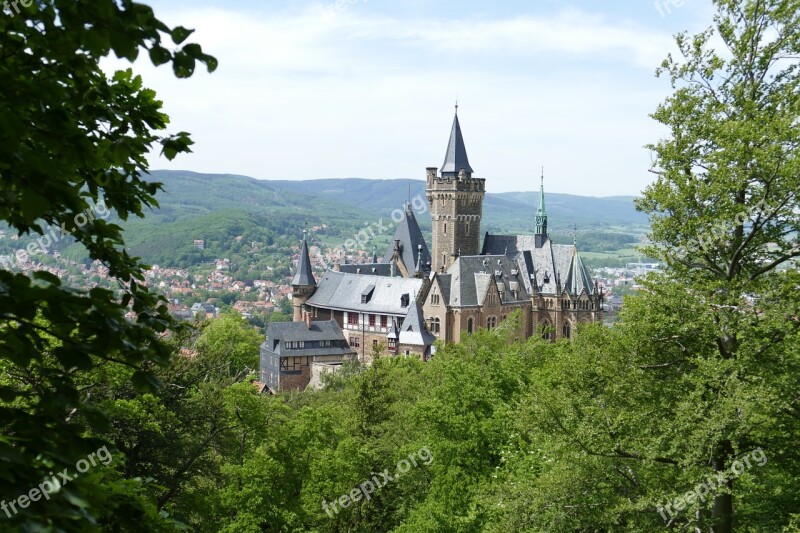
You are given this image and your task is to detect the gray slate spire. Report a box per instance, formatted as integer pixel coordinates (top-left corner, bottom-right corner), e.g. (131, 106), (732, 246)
(535, 170), (549, 248)
(291, 232), (315, 286)
(383, 205), (430, 274)
(398, 301), (436, 347)
(441, 107), (474, 178)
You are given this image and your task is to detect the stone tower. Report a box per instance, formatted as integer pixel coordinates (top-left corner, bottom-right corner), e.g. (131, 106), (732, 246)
(291, 231), (316, 322)
(426, 107), (485, 272)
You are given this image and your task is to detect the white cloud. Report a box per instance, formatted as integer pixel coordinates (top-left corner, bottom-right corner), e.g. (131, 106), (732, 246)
(107, 5), (681, 196)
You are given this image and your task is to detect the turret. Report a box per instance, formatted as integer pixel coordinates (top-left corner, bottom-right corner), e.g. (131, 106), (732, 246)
(291, 230), (316, 322)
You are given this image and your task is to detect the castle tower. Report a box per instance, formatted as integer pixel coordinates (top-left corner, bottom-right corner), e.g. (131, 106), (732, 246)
(426, 107), (485, 271)
(534, 170), (548, 248)
(291, 230), (316, 322)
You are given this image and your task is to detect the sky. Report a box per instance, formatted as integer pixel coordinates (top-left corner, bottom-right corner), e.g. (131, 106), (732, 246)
(124, 0), (717, 197)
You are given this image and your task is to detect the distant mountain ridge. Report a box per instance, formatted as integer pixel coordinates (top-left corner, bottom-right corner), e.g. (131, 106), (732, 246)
(149, 172), (650, 232)
(31, 170), (649, 269)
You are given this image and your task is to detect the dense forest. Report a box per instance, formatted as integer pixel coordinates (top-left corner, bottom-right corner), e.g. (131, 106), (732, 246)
(47, 308), (797, 531)
(1, 0), (799, 532)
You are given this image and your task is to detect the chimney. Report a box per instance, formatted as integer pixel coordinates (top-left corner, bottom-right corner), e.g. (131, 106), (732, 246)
(304, 310), (312, 329)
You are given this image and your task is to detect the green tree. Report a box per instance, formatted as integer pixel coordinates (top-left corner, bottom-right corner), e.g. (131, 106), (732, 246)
(194, 312), (263, 374)
(0, 0), (215, 528)
(637, 0), (800, 530)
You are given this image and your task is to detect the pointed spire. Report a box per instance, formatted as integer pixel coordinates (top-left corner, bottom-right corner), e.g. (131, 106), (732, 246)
(415, 244), (424, 275)
(535, 168), (548, 247)
(537, 168), (547, 218)
(441, 107), (474, 178)
(370, 246), (378, 264)
(399, 301), (436, 347)
(383, 209), (430, 276)
(291, 230), (315, 286)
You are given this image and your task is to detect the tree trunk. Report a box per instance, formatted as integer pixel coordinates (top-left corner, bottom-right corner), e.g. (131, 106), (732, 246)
(712, 440), (733, 533)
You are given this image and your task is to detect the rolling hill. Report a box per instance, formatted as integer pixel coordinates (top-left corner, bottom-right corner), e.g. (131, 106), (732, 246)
(0, 171), (650, 268)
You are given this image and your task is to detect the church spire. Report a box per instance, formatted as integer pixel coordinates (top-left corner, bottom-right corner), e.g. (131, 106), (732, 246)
(535, 169), (549, 248)
(441, 105), (474, 178)
(291, 230), (315, 287)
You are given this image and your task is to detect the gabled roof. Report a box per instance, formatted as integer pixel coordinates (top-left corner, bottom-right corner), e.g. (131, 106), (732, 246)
(291, 235), (315, 287)
(432, 273), (452, 306)
(443, 254), (532, 307)
(261, 320), (356, 358)
(307, 271), (424, 315)
(398, 302), (436, 347)
(441, 111), (474, 177)
(482, 234), (597, 296)
(266, 319), (346, 343)
(383, 205), (431, 274)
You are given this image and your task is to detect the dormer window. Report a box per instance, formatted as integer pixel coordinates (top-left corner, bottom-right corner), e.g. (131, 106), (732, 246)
(401, 293), (410, 308)
(361, 284), (375, 304)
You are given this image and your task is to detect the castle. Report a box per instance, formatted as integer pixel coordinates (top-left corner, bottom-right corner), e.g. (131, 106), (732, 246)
(261, 109), (602, 390)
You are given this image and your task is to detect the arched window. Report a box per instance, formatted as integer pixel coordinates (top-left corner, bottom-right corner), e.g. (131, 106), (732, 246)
(541, 320), (551, 341)
(467, 318), (473, 334)
(487, 316), (497, 329)
(562, 321), (571, 339)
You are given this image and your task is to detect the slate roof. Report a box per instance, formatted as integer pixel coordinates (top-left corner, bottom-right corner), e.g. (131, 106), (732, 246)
(307, 271), (424, 315)
(338, 263), (401, 277)
(481, 235), (597, 296)
(387, 317), (399, 340)
(399, 302), (436, 347)
(291, 236), (315, 286)
(261, 320), (356, 358)
(443, 254), (532, 307)
(382, 205), (431, 273)
(441, 111), (474, 177)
